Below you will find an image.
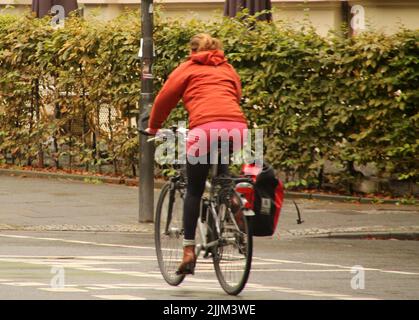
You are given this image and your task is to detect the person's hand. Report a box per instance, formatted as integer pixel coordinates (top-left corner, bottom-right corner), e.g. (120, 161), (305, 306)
(145, 128), (158, 135)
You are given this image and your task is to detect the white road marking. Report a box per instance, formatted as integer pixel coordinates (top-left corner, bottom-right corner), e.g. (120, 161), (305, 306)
(0, 255), (366, 299)
(243, 284), (378, 300)
(78, 268), (118, 271)
(40, 287), (89, 293)
(253, 257), (419, 276)
(93, 295), (146, 300)
(2, 233), (417, 276)
(2, 233), (418, 277)
(380, 270), (419, 275)
(249, 269), (350, 273)
(0, 234), (154, 250)
(0, 255), (157, 260)
(337, 297), (380, 300)
(3, 282), (46, 287)
(0, 277), (362, 300)
(105, 271), (162, 279)
(1, 233), (416, 300)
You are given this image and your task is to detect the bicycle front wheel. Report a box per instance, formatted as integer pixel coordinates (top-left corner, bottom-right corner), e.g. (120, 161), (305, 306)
(213, 193), (253, 295)
(155, 182), (185, 286)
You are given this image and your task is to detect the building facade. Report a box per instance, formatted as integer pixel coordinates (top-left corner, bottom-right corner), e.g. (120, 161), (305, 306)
(0, 1), (418, 35)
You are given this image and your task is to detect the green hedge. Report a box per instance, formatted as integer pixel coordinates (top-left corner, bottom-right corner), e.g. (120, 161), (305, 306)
(0, 11), (417, 192)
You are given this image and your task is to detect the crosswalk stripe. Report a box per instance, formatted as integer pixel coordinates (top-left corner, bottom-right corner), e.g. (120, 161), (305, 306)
(40, 287), (89, 293)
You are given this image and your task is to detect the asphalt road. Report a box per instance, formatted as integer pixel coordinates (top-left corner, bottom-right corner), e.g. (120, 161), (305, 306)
(0, 230), (418, 300)
(0, 176), (418, 300)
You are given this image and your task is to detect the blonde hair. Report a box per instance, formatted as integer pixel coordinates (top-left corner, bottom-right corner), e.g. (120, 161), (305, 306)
(189, 33), (223, 53)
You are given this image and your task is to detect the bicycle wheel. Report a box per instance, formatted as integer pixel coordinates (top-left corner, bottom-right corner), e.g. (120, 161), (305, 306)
(213, 191), (253, 295)
(155, 182), (186, 286)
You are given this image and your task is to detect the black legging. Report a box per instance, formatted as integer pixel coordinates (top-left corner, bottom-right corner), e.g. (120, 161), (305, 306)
(183, 159), (228, 241)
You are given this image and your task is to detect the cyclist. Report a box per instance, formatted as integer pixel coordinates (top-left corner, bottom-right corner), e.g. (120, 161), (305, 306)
(146, 33), (248, 275)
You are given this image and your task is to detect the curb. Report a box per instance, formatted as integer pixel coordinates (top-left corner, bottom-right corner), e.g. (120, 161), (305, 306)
(0, 223), (154, 233)
(0, 168), (411, 205)
(315, 231), (419, 241)
(0, 168), (140, 186)
(284, 191), (402, 205)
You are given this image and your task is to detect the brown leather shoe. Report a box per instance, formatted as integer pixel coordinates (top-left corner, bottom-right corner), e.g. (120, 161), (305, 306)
(176, 245), (196, 275)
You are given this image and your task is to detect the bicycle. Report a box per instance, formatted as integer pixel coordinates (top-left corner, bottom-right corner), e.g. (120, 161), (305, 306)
(139, 122), (255, 296)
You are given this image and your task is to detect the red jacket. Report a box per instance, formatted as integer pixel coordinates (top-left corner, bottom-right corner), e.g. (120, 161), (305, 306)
(148, 50), (247, 130)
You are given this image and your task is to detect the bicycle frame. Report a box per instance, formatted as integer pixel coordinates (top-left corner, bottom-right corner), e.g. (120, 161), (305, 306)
(143, 122), (255, 294)
(196, 162), (255, 258)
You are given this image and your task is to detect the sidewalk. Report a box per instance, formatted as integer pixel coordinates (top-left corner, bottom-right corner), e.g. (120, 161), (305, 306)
(0, 167), (412, 204)
(0, 175), (418, 238)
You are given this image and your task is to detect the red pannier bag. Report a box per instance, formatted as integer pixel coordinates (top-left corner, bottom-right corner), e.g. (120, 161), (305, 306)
(236, 163), (284, 236)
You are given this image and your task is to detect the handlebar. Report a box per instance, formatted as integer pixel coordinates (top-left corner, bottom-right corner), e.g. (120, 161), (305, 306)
(138, 114), (188, 142)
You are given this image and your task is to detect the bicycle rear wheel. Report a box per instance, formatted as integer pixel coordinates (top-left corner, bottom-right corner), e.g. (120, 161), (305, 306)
(213, 192), (253, 295)
(155, 182), (185, 286)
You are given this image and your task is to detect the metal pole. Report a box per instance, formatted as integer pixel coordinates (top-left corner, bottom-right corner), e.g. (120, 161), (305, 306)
(138, 0), (155, 222)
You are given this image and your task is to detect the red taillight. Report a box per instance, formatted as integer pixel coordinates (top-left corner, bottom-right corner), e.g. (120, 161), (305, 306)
(235, 182), (254, 209)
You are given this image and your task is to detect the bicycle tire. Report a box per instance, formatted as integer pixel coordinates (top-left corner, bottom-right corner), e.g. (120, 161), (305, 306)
(155, 182), (186, 286)
(213, 191), (253, 295)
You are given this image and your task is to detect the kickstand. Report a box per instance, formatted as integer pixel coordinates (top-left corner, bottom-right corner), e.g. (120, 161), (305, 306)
(293, 200), (304, 224)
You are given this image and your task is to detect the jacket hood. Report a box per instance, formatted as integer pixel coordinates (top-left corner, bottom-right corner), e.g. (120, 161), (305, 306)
(190, 50), (227, 66)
